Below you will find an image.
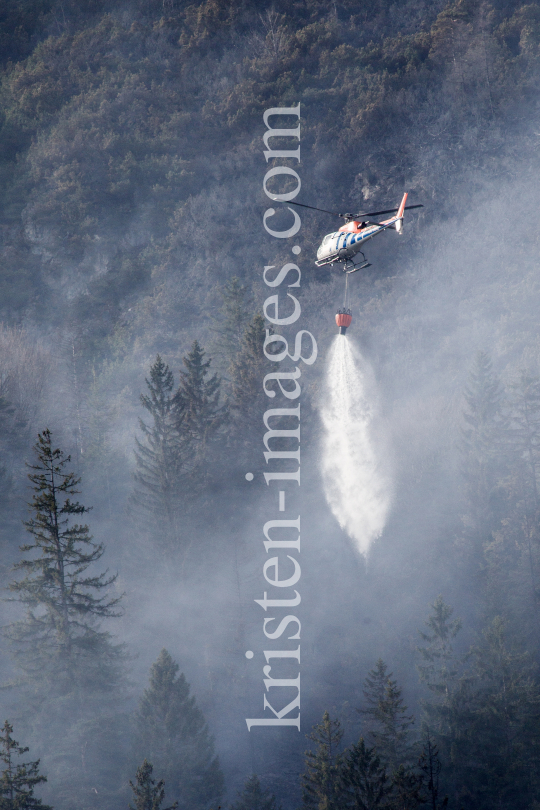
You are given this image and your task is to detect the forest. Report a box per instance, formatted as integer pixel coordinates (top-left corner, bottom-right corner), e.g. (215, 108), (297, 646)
(1, 0), (540, 808)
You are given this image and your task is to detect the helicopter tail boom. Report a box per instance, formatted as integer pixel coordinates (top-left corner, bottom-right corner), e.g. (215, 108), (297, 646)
(395, 192), (408, 233)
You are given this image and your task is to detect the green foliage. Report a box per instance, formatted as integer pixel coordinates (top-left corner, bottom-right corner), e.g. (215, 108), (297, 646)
(460, 351), (508, 550)
(360, 661), (415, 772)
(3, 1), (540, 807)
(5, 429), (123, 692)
(417, 604), (540, 810)
(447, 617), (540, 810)
(339, 738), (391, 810)
(418, 735), (447, 810)
(211, 277), (254, 372)
(229, 774), (280, 810)
(134, 355), (184, 550)
(134, 650), (224, 810)
(0, 0), (538, 330)
(388, 764), (424, 810)
(508, 372), (540, 510)
(0, 395), (16, 521)
(0, 721), (51, 810)
(173, 341), (226, 495)
(175, 341), (225, 446)
(302, 711), (344, 810)
(416, 596), (462, 701)
(129, 759), (177, 810)
(229, 313), (271, 454)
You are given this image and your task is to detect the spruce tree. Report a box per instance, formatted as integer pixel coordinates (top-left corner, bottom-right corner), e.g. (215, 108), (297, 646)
(446, 617), (540, 810)
(302, 711), (344, 810)
(134, 356), (185, 550)
(500, 372), (540, 621)
(134, 650), (223, 810)
(173, 342), (226, 495)
(0, 721), (51, 810)
(389, 764), (424, 810)
(129, 760), (178, 810)
(416, 597), (462, 700)
(230, 775), (279, 810)
(0, 395), (15, 522)
(460, 351), (508, 556)
(359, 661), (415, 772)
(229, 314), (270, 448)
(509, 373), (540, 511)
(416, 598), (462, 768)
(211, 277), (254, 370)
(418, 735), (447, 810)
(0, 395), (15, 438)
(339, 738), (391, 810)
(5, 429), (123, 691)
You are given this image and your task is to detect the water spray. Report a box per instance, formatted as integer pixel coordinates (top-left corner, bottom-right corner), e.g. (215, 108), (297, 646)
(320, 335), (392, 556)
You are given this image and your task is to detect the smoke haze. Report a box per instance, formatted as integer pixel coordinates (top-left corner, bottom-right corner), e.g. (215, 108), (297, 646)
(1, 2), (540, 809)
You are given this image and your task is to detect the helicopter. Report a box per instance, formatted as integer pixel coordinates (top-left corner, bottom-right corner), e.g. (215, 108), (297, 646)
(284, 192), (423, 273)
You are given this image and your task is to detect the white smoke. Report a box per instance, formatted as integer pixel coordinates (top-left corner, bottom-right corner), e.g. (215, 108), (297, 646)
(320, 335), (392, 556)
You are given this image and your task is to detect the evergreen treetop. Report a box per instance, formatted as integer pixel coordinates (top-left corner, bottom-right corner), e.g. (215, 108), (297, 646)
(508, 371), (540, 510)
(133, 355), (185, 549)
(418, 734), (447, 810)
(229, 774), (280, 810)
(229, 313), (269, 434)
(211, 276), (254, 370)
(135, 649), (224, 810)
(0, 720), (51, 810)
(416, 596), (462, 698)
(360, 660), (415, 772)
(129, 759), (178, 810)
(174, 341), (226, 448)
(5, 429), (124, 691)
(339, 738), (391, 810)
(460, 351), (508, 532)
(302, 711), (344, 810)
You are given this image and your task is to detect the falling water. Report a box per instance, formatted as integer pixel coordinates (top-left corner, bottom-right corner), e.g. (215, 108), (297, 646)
(320, 335), (392, 556)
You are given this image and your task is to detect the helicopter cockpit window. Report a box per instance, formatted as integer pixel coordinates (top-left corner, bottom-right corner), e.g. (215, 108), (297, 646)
(323, 234), (333, 245)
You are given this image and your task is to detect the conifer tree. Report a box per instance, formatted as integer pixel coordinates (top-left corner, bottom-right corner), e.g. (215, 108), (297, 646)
(500, 372), (540, 619)
(5, 429), (123, 691)
(175, 342), (226, 444)
(229, 314), (270, 444)
(173, 342), (226, 496)
(302, 711), (344, 810)
(0, 720), (51, 810)
(416, 598), (462, 767)
(509, 373), (540, 511)
(230, 774), (280, 810)
(134, 356), (184, 549)
(129, 759), (178, 810)
(0, 395), (15, 437)
(360, 661), (415, 772)
(211, 277), (254, 370)
(0, 395), (15, 520)
(445, 617), (540, 810)
(134, 650), (223, 810)
(389, 764), (424, 810)
(460, 351), (508, 554)
(339, 738), (391, 810)
(416, 597), (462, 700)
(418, 735), (447, 810)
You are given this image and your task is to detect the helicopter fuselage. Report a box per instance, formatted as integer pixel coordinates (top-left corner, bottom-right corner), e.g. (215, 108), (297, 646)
(316, 214), (401, 268)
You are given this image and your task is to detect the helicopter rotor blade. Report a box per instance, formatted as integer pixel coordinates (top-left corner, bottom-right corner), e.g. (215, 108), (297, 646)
(272, 199), (424, 219)
(272, 199), (348, 218)
(354, 204), (424, 218)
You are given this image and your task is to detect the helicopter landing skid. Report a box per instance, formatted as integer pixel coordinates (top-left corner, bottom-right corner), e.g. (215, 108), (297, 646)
(344, 253), (371, 274)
